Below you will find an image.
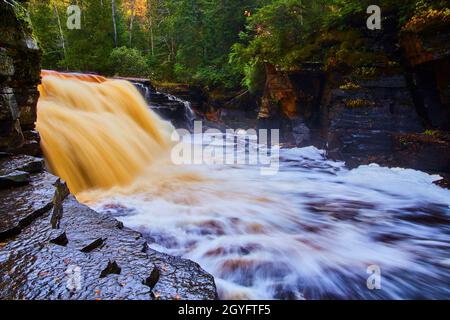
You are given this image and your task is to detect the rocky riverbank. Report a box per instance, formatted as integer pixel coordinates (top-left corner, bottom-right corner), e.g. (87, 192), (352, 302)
(0, 155), (217, 300)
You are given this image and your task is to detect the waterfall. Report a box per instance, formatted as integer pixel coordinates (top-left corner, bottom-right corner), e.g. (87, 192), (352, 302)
(164, 92), (197, 127)
(132, 82), (151, 102)
(131, 81), (196, 131)
(36, 72), (176, 195)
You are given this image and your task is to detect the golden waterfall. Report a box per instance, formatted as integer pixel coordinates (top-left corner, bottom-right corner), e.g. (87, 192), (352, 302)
(36, 71), (177, 196)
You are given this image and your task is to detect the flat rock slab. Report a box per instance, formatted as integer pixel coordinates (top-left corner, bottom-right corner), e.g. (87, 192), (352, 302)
(0, 172), (57, 239)
(148, 250), (219, 300)
(0, 170), (30, 188)
(0, 154), (44, 174)
(0, 191), (217, 300)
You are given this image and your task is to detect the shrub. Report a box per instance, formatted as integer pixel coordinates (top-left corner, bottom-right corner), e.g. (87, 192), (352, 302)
(109, 47), (149, 78)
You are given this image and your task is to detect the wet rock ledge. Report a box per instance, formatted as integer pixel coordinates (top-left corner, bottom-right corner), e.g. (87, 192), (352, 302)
(0, 155), (217, 300)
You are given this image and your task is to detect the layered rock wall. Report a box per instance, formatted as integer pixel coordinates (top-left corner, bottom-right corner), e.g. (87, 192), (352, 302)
(255, 12), (450, 179)
(0, 1), (40, 154)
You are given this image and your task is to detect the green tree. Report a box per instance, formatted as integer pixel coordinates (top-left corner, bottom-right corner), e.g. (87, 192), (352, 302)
(110, 46), (149, 77)
(28, 0), (63, 70)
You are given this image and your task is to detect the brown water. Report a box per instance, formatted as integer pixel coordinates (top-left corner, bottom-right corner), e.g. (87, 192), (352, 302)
(36, 72), (175, 195)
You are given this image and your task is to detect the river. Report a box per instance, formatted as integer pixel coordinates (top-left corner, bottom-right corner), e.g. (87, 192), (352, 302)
(92, 132), (450, 300)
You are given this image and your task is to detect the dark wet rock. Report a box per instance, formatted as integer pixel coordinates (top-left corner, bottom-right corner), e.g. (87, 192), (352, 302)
(0, 1), (41, 153)
(143, 267), (161, 290)
(0, 170), (30, 188)
(124, 79), (196, 131)
(400, 27), (450, 130)
(0, 154), (45, 189)
(217, 108), (257, 132)
(80, 238), (106, 253)
(49, 231), (68, 247)
(0, 187), (217, 300)
(50, 179), (69, 229)
(148, 91), (196, 131)
(0, 172), (56, 240)
(16, 158), (43, 173)
(100, 261), (122, 278)
(12, 139), (42, 157)
(0, 154), (44, 174)
(156, 83), (207, 114)
(392, 132), (450, 175)
(147, 250), (218, 300)
(323, 73), (425, 168)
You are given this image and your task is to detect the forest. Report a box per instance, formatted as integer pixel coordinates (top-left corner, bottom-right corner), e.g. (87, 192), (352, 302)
(28, 0), (450, 91)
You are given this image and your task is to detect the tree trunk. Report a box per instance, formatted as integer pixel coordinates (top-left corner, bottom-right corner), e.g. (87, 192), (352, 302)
(148, 1), (154, 56)
(150, 23), (154, 56)
(129, 0), (136, 47)
(111, 0), (118, 47)
(53, 3), (67, 68)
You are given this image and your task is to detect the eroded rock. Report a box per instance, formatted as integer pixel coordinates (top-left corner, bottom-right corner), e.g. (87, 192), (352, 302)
(0, 182), (217, 300)
(0, 170), (30, 188)
(49, 230), (68, 247)
(0, 171), (56, 240)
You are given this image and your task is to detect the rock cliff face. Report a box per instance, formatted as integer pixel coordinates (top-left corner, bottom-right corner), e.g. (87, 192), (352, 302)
(401, 31), (450, 129)
(0, 1), (217, 300)
(256, 13), (450, 181)
(0, 1), (40, 155)
(323, 73), (425, 167)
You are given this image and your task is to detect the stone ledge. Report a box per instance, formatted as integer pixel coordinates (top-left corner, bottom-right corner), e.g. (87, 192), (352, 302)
(0, 161), (217, 300)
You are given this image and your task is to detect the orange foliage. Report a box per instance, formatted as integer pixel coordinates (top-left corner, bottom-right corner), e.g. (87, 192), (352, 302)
(123, 0), (148, 19)
(402, 8), (450, 33)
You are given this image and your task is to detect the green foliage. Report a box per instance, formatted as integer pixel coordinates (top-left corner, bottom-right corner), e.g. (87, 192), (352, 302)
(27, 0), (260, 87)
(9, 0), (33, 26)
(229, 0), (437, 90)
(423, 129), (438, 137)
(232, 0), (310, 68)
(26, 0), (449, 91)
(27, 0), (61, 69)
(64, 0), (118, 73)
(110, 46), (149, 77)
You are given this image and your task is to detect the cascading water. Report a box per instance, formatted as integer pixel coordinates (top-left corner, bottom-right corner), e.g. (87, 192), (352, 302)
(36, 72), (176, 194)
(131, 79), (196, 131)
(36, 72), (450, 300)
(164, 92), (197, 127)
(133, 82), (151, 102)
(143, 87), (197, 131)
